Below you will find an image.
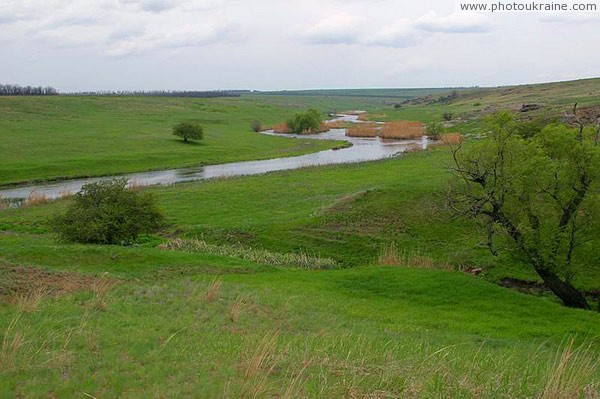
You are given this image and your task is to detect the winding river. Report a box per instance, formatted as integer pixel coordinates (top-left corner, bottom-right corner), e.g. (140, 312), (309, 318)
(0, 115), (428, 201)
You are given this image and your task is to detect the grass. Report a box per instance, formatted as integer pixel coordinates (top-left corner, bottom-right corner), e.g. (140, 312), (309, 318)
(0, 260), (597, 397)
(0, 96), (348, 186)
(0, 87), (598, 396)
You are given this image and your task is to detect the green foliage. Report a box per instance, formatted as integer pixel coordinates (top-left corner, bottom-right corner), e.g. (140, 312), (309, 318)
(250, 119), (262, 132)
(286, 108), (323, 133)
(442, 112), (454, 121)
(172, 122), (203, 142)
(425, 121), (445, 140)
(449, 112), (600, 308)
(50, 179), (164, 245)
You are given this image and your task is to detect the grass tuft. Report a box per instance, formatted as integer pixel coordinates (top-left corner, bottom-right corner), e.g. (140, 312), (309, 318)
(160, 238), (340, 269)
(205, 278), (222, 302)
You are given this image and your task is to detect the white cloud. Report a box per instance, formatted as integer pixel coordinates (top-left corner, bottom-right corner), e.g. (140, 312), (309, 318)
(386, 58), (433, 75)
(366, 19), (422, 48)
(302, 12), (363, 45)
(415, 11), (491, 33)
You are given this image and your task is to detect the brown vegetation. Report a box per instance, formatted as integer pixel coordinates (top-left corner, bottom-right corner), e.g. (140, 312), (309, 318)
(380, 121), (424, 139)
(441, 133), (464, 145)
(345, 123), (380, 137)
(0, 263), (118, 303)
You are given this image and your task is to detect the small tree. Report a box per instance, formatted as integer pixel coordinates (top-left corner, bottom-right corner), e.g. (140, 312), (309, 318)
(425, 122), (445, 140)
(443, 112), (454, 121)
(51, 179), (164, 245)
(173, 122), (203, 143)
(448, 110), (599, 309)
(287, 108), (323, 133)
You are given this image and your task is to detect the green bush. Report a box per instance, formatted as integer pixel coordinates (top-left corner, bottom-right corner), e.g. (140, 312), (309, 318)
(173, 122), (203, 143)
(286, 108), (323, 133)
(51, 179), (164, 245)
(425, 122), (445, 140)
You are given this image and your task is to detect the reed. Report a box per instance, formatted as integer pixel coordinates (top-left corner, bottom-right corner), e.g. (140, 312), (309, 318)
(25, 190), (51, 206)
(380, 121), (424, 139)
(345, 124), (380, 137)
(441, 133), (464, 145)
(160, 238), (339, 269)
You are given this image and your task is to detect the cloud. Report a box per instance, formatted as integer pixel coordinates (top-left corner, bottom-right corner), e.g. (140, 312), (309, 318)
(538, 12), (600, 24)
(366, 19), (422, 48)
(105, 24), (238, 57)
(302, 12), (363, 45)
(386, 58), (432, 75)
(415, 11), (491, 33)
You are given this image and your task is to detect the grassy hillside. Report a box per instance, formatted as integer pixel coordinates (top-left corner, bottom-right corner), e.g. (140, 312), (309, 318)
(361, 77), (600, 129)
(0, 83), (598, 397)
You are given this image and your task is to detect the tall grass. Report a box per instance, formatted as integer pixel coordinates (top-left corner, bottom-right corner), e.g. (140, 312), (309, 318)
(345, 124), (380, 137)
(380, 121), (424, 139)
(441, 133), (464, 145)
(378, 242), (451, 270)
(160, 238), (340, 269)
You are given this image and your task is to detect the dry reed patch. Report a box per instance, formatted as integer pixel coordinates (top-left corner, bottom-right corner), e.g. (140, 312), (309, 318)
(229, 297), (246, 323)
(378, 243), (451, 270)
(380, 121), (424, 139)
(204, 278), (222, 302)
(25, 190), (51, 206)
(345, 124), (380, 138)
(541, 339), (599, 399)
(238, 331), (280, 397)
(441, 133), (463, 145)
(0, 263), (119, 303)
(357, 114), (369, 121)
(324, 120), (349, 129)
(0, 200), (9, 211)
(272, 123), (290, 134)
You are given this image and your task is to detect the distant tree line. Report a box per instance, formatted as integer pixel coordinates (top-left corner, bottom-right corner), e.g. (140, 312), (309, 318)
(65, 90), (247, 98)
(0, 84), (59, 96)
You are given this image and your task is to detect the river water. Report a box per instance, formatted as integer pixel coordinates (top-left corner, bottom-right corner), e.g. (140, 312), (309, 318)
(0, 115), (428, 201)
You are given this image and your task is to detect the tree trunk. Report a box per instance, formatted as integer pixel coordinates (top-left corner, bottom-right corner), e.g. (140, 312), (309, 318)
(535, 267), (591, 309)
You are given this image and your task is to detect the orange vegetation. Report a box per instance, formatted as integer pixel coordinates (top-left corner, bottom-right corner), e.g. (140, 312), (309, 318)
(345, 123), (380, 137)
(441, 133), (464, 145)
(380, 121), (424, 139)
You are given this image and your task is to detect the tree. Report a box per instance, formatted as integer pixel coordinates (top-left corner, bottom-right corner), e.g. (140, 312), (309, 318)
(286, 108), (323, 133)
(250, 120), (263, 132)
(51, 179), (164, 245)
(443, 112), (454, 121)
(173, 122), (203, 143)
(448, 110), (599, 309)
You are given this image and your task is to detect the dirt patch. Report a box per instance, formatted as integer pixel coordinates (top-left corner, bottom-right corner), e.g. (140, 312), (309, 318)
(0, 263), (119, 301)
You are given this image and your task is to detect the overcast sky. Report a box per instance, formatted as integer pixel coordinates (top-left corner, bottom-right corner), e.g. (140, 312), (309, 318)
(1, 0), (598, 91)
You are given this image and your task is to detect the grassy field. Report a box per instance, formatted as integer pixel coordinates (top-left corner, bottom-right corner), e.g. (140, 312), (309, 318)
(0, 96), (351, 186)
(0, 82), (599, 397)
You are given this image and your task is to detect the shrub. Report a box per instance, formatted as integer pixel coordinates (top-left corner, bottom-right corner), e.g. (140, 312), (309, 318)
(442, 112), (454, 121)
(425, 122), (445, 140)
(173, 122), (203, 143)
(250, 120), (262, 132)
(286, 108), (323, 133)
(393, 103), (402, 109)
(50, 179), (164, 245)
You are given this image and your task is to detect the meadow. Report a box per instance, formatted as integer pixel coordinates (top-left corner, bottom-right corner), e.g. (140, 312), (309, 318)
(0, 80), (599, 397)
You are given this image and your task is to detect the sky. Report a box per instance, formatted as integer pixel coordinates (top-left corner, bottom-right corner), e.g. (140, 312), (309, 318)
(0, 0), (599, 91)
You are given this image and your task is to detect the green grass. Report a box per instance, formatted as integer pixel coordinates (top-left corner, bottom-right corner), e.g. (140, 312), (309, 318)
(0, 96), (348, 186)
(0, 88), (598, 397)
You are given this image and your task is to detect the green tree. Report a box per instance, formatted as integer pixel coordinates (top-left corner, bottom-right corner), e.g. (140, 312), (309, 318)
(448, 111), (600, 309)
(173, 122), (203, 143)
(51, 179), (164, 245)
(287, 108), (323, 133)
